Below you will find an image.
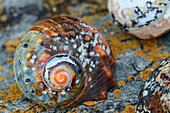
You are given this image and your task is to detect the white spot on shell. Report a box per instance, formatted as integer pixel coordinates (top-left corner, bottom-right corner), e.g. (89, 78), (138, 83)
(64, 46), (68, 50)
(73, 44), (77, 49)
(53, 46), (57, 51)
(89, 52), (95, 56)
(143, 90), (148, 97)
(88, 77), (92, 82)
(67, 88), (70, 91)
(61, 90), (66, 95)
(106, 47), (110, 55)
(23, 66), (27, 71)
(96, 53), (100, 57)
(42, 90), (47, 95)
(26, 53), (31, 58)
(89, 68), (92, 72)
(75, 79), (80, 84)
(30, 59), (35, 64)
(32, 67), (36, 71)
(53, 92), (56, 95)
(39, 83), (44, 88)
(96, 61), (99, 65)
(32, 54), (37, 59)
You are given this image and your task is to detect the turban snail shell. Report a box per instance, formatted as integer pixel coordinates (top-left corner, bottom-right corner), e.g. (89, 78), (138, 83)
(136, 57), (170, 113)
(108, 0), (170, 39)
(13, 16), (116, 108)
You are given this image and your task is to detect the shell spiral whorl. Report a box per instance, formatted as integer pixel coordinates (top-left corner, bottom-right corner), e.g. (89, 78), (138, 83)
(14, 16), (116, 108)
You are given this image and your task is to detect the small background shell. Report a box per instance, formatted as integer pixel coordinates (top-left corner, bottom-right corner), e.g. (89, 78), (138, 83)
(136, 57), (170, 113)
(108, 0), (170, 39)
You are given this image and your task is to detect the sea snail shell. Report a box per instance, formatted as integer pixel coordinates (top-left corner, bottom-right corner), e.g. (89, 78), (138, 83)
(136, 57), (170, 113)
(13, 16), (116, 108)
(108, 0), (170, 39)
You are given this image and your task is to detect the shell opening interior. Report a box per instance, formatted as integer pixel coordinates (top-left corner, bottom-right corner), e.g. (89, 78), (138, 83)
(51, 68), (73, 89)
(42, 54), (84, 92)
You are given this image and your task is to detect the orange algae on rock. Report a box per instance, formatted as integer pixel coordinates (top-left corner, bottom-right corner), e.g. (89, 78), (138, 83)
(6, 58), (14, 64)
(5, 40), (20, 53)
(113, 89), (121, 97)
(121, 105), (135, 113)
(140, 68), (153, 80)
(92, 107), (101, 111)
(83, 100), (104, 106)
(128, 75), (138, 81)
(12, 109), (25, 113)
(0, 104), (8, 111)
(0, 77), (6, 80)
(108, 34), (141, 60)
(26, 102), (52, 113)
(118, 80), (126, 86)
(67, 108), (78, 113)
(82, 15), (94, 25)
(1, 83), (23, 102)
(9, 71), (14, 74)
(0, 65), (3, 71)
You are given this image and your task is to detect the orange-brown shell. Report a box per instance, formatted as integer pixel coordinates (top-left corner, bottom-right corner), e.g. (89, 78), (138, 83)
(13, 16), (116, 108)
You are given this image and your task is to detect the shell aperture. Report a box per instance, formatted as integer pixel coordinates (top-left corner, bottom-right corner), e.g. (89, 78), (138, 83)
(13, 16), (116, 108)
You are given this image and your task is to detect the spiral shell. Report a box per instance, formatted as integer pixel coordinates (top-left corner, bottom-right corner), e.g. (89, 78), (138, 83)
(136, 57), (170, 113)
(13, 16), (116, 108)
(108, 0), (170, 39)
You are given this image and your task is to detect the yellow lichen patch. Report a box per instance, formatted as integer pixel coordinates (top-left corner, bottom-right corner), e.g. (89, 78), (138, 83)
(140, 67), (153, 80)
(108, 35), (140, 59)
(0, 91), (5, 98)
(83, 100), (104, 106)
(0, 15), (8, 22)
(0, 5), (3, 14)
(134, 37), (169, 68)
(94, 14), (101, 19)
(118, 80), (126, 86)
(5, 40), (20, 52)
(75, 10), (83, 16)
(67, 108), (78, 113)
(103, 20), (112, 26)
(121, 105), (135, 113)
(6, 58), (13, 64)
(12, 109), (25, 113)
(26, 102), (52, 112)
(92, 107), (101, 111)
(9, 71), (14, 74)
(1, 83), (23, 102)
(128, 75), (134, 81)
(117, 31), (137, 40)
(0, 0), (4, 2)
(128, 75), (138, 81)
(0, 105), (8, 111)
(113, 89), (121, 97)
(0, 77), (6, 80)
(134, 77), (138, 80)
(82, 16), (94, 25)
(0, 65), (3, 71)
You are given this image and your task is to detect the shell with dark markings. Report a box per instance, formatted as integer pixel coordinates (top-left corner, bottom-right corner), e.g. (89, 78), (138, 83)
(136, 57), (170, 113)
(108, 0), (170, 39)
(13, 16), (116, 108)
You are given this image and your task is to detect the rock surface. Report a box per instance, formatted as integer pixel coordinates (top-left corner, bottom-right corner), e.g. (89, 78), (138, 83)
(0, 0), (169, 113)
